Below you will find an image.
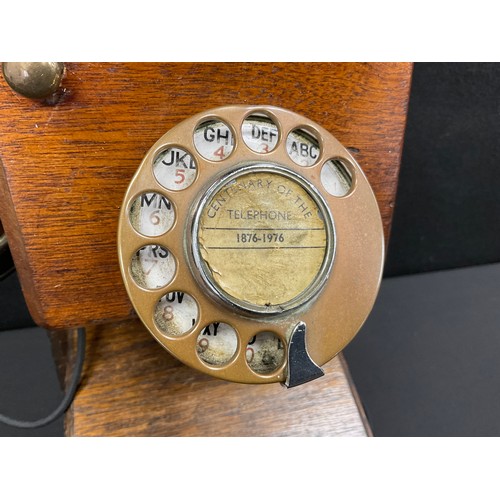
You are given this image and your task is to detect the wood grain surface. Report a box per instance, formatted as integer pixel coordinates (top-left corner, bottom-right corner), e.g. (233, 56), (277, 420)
(0, 63), (412, 330)
(63, 319), (371, 436)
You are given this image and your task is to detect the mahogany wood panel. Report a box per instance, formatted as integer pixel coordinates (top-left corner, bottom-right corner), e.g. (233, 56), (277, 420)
(0, 63), (412, 330)
(64, 319), (370, 436)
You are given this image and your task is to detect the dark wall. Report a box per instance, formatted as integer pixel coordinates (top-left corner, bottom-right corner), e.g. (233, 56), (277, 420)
(385, 63), (500, 276)
(345, 63), (500, 436)
(0, 267), (35, 331)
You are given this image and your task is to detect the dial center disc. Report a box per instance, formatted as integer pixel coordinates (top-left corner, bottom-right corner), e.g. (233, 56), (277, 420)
(193, 165), (335, 314)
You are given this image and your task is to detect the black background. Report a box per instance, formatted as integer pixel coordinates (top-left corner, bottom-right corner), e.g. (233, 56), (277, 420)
(345, 62), (500, 436)
(1, 62), (500, 436)
(384, 63), (500, 276)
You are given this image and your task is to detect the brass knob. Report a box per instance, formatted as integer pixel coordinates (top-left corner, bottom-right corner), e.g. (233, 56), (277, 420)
(2, 62), (65, 99)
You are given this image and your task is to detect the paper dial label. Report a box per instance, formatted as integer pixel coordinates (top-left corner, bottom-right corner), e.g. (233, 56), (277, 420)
(197, 170), (328, 309)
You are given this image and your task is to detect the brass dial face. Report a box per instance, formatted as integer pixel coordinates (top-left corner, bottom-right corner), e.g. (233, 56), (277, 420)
(118, 105), (384, 384)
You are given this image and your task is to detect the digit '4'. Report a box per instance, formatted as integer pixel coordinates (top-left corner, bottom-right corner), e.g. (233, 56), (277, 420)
(213, 146), (225, 160)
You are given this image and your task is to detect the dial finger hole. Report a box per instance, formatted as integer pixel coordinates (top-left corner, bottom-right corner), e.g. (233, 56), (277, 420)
(246, 331), (286, 374)
(130, 245), (176, 289)
(196, 322), (238, 366)
(154, 291), (199, 337)
(320, 159), (353, 197)
(286, 128), (321, 167)
(153, 147), (197, 190)
(194, 119), (234, 161)
(129, 192), (175, 236)
(241, 113), (279, 154)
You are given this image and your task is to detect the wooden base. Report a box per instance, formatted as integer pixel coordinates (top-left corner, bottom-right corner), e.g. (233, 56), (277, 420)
(62, 320), (370, 436)
(0, 63), (412, 330)
(0, 63), (411, 435)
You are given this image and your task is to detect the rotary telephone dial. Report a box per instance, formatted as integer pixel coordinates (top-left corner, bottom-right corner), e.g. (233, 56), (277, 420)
(118, 105), (384, 387)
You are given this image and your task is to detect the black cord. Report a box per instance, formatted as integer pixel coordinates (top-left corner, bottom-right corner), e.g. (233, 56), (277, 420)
(0, 327), (86, 429)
